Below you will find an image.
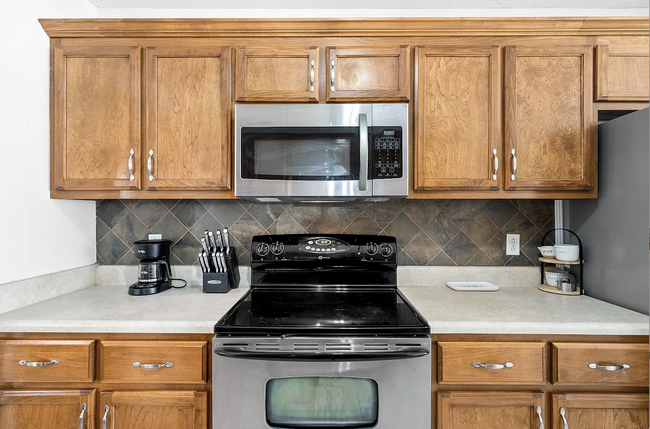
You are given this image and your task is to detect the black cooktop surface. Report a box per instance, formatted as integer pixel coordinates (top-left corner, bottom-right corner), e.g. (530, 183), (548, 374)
(214, 287), (430, 336)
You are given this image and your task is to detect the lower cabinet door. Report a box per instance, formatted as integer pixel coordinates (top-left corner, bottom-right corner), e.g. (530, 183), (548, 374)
(438, 391), (545, 429)
(553, 393), (649, 429)
(0, 389), (94, 429)
(100, 391), (207, 429)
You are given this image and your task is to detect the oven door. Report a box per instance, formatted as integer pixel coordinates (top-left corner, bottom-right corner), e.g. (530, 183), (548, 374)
(213, 336), (431, 429)
(235, 104), (372, 200)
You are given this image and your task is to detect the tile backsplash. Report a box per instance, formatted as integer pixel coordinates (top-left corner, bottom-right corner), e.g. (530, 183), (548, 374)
(96, 199), (554, 267)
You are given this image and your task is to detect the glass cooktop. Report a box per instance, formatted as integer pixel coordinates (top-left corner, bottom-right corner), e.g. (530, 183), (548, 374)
(214, 288), (430, 336)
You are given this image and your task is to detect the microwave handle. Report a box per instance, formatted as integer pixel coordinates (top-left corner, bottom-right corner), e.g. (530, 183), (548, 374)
(359, 113), (368, 192)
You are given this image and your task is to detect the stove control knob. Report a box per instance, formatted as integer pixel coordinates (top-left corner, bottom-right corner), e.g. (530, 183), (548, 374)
(379, 244), (393, 257)
(256, 243), (270, 257)
(365, 242), (378, 255)
(271, 241), (285, 255)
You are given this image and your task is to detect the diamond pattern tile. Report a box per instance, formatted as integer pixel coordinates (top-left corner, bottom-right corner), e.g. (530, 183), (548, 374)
(96, 198), (555, 267)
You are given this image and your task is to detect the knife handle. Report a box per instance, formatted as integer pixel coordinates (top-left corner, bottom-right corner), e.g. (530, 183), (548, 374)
(215, 230), (223, 251)
(222, 228), (231, 252)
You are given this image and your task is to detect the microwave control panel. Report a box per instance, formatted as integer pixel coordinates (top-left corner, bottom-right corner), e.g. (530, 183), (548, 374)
(371, 127), (403, 179)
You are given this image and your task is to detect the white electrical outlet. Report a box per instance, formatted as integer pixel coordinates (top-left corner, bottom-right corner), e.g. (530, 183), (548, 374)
(506, 234), (520, 256)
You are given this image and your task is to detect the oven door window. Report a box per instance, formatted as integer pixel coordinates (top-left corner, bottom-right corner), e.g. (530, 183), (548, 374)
(266, 377), (378, 428)
(241, 127), (361, 181)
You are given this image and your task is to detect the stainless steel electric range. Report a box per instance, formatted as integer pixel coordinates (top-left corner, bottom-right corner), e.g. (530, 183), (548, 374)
(213, 234), (431, 429)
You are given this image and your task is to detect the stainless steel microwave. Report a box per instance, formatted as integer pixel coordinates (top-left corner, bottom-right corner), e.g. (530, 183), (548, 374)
(234, 103), (408, 203)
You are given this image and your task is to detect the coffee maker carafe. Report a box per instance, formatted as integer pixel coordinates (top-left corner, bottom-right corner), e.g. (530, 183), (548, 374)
(129, 239), (173, 296)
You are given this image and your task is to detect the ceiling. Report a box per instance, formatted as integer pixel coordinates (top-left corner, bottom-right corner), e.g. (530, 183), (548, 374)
(88, 0), (648, 9)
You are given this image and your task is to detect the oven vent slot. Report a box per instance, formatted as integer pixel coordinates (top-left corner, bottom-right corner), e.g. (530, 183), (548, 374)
(364, 343), (389, 351)
(256, 343), (281, 350)
(293, 343), (319, 351)
(396, 343), (423, 347)
(325, 343), (351, 351)
(222, 343), (250, 348)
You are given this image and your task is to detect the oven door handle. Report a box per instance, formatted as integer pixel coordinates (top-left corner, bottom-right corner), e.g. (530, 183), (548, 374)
(359, 113), (368, 192)
(215, 348), (429, 361)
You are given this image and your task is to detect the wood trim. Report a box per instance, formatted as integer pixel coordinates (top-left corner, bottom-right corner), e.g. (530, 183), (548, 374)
(39, 18), (650, 38)
(594, 101), (649, 110)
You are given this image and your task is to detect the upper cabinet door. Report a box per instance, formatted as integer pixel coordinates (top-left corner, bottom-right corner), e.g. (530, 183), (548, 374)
(145, 46), (231, 191)
(414, 46), (501, 191)
(235, 47), (319, 102)
(53, 46), (141, 191)
(326, 46), (410, 101)
(505, 45), (594, 192)
(596, 44), (649, 101)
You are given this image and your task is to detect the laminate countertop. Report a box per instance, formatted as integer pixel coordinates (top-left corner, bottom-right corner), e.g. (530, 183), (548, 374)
(0, 282), (646, 335)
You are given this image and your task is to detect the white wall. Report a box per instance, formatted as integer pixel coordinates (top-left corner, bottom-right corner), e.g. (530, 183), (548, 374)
(96, 8), (649, 18)
(0, 0), (98, 284)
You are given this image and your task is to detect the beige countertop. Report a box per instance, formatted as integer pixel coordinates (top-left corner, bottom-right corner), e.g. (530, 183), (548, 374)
(0, 275), (647, 335)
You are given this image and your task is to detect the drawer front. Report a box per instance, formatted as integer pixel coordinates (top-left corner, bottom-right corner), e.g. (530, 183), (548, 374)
(100, 341), (207, 384)
(438, 342), (546, 385)
(553, 342), (649, 386)
(0, 340), (95, 383)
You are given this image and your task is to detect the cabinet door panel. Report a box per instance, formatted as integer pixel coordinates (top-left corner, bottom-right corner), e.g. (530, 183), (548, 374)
(145, 46), (231, 191)
(415, 46), (500, 191)
(505, 45), (594, 191)
(596, 45), (649, 101)
(101, 391), (207, 429)
(327, 46), (409, 101)
(438, 391), (545, 429)
(553, 393), (649, 429)
(235, 47), (319, 102)
(53, 46), (141, 191)
(0, 390), (94, 429)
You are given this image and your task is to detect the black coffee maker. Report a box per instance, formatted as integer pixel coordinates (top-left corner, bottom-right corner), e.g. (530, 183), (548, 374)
(129, 239), (173, 296)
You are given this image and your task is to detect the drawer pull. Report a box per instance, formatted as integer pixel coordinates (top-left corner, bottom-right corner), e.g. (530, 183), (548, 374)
(536, 406), (544, 429)
(560, 407), (568, 429)
(588, 363), (630, 371)
(472, 361), (514, 370)
(133, 361), (174, 369)
(19, 359), (59, 367)
(78, 403), (87, 429)
(101, 405), (109, 429)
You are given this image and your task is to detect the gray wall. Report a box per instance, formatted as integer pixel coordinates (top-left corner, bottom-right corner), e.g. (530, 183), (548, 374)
(566, 109), (649, 315)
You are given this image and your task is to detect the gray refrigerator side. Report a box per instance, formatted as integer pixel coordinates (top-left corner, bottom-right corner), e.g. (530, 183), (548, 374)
(565, 108), (649, 315)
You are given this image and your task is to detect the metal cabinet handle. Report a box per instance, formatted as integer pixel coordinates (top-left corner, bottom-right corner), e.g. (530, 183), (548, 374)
(133, 361), (174, 369)
(330, 59), (336, 92)
(19, 359), (59, 367)
(128, 148), (135, 181)
(510, 148), (517, 181)
(560, 407), (568, 429)
(309, 60), (315, 92)
(472, 361), (513, 370)
(536, 406), (544, 429)
(492, 148), (499, 181)
(78, 403), (87, 429)
(101, 405), (109, 429)
(588, 363), (630, 371)
(358, 113), (368, 192)
(147, 149), (154, 182)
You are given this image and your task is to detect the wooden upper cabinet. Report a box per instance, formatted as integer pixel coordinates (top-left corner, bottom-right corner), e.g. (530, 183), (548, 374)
(145, 46), (231, 191)
(596, 44), (649, 101)
(53, 46), (141, 191)
(235, 47), (319, 102)
(552, 393), (649, 429)
(438, 391), (546, 429)
(101, 391), (207, 429)
(504, 45), (594, 192)
(0, 390), (94, 429)
(415, 46), (501, 191)
(326, 46), (410, 101)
